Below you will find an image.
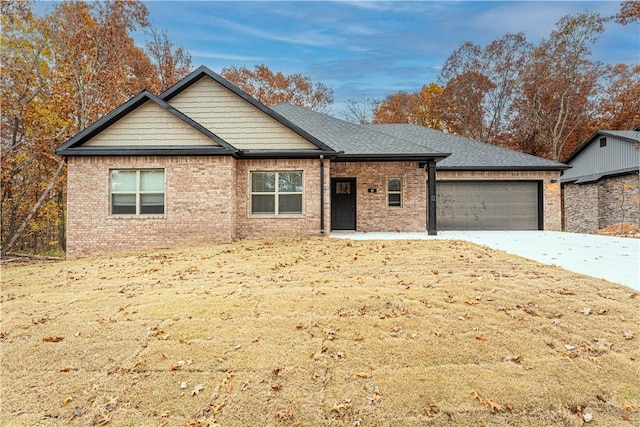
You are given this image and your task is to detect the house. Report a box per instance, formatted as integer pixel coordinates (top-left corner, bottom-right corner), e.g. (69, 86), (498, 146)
(55, 66), (567, 258)
(561, 128), (640, 233)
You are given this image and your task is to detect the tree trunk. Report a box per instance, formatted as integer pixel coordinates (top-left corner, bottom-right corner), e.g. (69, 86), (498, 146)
(1, 160), (66, 257)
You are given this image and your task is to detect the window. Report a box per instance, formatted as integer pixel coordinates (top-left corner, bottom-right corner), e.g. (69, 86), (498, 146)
(111, 170), (165, 215)
(600, 137), (607, 147)
(251, 171), (303, 215)
(387, 177), (402, 207)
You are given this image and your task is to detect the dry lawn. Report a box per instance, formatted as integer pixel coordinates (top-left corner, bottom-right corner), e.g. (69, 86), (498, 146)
(1, 238), (639, 427)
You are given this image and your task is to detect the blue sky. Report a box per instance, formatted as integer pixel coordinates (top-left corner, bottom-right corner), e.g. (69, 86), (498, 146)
(41, 1), (640, 115)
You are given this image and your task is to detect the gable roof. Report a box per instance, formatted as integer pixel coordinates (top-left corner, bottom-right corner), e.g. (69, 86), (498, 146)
(55, 90), (237, 157)
(369, 124), (568, 170)
(270, 103), (449, 161)
(564, 129), (640, 164)
(160, 66), (337, 154)
(273, 103), (565, 169)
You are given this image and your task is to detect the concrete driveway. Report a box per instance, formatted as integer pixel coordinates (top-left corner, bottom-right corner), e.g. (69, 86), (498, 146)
(331, 230), (640, 290)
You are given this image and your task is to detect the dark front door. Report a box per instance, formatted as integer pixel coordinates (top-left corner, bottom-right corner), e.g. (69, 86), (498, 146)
(331, 178), (356, 230)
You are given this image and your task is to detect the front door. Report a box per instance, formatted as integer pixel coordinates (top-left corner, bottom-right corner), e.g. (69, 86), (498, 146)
(331, 178), (356, 230)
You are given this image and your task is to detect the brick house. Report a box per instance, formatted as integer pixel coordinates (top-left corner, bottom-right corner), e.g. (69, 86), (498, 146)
(562, 128), (640, 233)
(55, 66), (567, 258)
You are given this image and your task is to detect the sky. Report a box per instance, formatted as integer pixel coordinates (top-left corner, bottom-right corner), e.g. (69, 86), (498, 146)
(41, 1), (640, 115)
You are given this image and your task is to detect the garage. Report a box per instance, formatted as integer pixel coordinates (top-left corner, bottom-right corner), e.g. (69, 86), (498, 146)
(436, 181), (541, 230)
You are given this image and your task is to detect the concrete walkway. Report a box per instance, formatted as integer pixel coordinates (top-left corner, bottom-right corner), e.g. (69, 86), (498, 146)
(331, 230), (640, 290)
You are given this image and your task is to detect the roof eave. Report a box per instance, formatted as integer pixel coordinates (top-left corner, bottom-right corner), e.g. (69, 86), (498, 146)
(238, 149), (339, 159)
(437, 165), (570, 171)
(334, 153), (450, 162)
(56, 146), (238, 157)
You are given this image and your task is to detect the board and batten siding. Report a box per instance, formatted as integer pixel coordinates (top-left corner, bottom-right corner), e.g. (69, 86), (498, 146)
(167, 77), (318, 150)
(563, 135), (640, 180)
(84, 101), (219, 147)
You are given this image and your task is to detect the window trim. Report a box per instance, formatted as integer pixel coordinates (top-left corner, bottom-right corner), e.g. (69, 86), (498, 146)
(250, 170), (304, 217)
(387, 176), (403, 208)
(599, 137), (607, 147)
(110, 169), (165, 217)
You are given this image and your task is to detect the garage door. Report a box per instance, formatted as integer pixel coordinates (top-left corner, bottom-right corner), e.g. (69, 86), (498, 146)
(436, 181), (540, 230)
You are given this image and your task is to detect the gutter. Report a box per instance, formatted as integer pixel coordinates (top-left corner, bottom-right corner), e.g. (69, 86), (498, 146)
(320, 154), (325, 235)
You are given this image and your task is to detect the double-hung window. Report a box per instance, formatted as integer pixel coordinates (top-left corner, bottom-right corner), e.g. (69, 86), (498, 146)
(251, 171), (303, 215)
(387, 177), (402, 207)
(111, 170), (165, 215)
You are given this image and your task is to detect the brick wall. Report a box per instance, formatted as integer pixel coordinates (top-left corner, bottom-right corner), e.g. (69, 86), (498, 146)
(437, 170), (563, 231)
(66, 156), (236, 258)
(330, 162), (427, 232)
(564, 172), (640, 233)
(563, 182), (599, 233)
(235, 158), (326, 239)
(599, 173), (640, 229)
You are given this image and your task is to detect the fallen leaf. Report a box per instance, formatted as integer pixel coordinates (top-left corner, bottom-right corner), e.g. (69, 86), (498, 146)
(271, 384), (282, 391)
(502, 355), (521, 363)
(485, 398), (503, 414)
(210, 402), (225, 415)
(506, 401), (514, 413)
(330, 403), (346, 413)
(355, 372), (371, 379)
(276, 407), (293, 420)
(311, 369), (319, 380)
(60, 366), (74, 372)
(475, 336), (487, 342)
(191, 384), (204, 396)
(424, 404), (438, 417)
(42, 336), (64, 342)
(622, 415), (635, 421)
(62, 396), (73, 406)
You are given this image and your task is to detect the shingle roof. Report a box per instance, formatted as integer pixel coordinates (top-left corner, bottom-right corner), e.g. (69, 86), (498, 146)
(272, 103), (566, 170)
(271, 103), (448, 160)
(369, 124), (567, 170)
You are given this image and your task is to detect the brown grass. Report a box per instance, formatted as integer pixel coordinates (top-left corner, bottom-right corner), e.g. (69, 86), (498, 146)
(1, 238), (639, 426)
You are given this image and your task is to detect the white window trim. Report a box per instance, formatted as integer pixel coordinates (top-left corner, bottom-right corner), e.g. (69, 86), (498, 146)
(110, 169), (166, 217)
(250, 170), (305, 217)
(387, 176), (403, 208)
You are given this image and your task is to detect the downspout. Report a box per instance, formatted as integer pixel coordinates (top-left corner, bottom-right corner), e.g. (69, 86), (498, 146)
(427, 159), (437, 235)
(320, 154), (325, 234)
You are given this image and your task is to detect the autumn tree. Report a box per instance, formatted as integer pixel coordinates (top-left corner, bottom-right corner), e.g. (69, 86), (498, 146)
(514, 12), (605, 160)
(436, 33), (531, 146)
(221, 65), (333, 112)
(592, 64), (640, 130)
(343, 97), (380, 124)
(145, 27), (192, 92)
(1, 0), (191, 256)
(616, 0), (640, 24)
(369, 84), (444, 129)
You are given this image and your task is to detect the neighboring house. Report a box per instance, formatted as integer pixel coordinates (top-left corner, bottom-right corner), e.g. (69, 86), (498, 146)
(561, 128), (640, 233)
(55, 66), (567, 258)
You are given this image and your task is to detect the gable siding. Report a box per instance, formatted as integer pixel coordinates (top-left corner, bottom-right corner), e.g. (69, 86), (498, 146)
(167, 77), (318, 150)
(84, 101), (218, 147)
(563, 136), (639, 180)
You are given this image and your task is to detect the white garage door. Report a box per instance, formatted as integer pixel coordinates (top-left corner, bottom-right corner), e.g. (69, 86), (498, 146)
(436, 181), (540, 230)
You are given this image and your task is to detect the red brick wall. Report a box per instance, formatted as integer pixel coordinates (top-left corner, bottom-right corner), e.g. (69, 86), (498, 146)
(330, 162), (427, 232)
(437, 170), (563, 231)
(66, 156), (236, 258)
(235, 158), (326, 239)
